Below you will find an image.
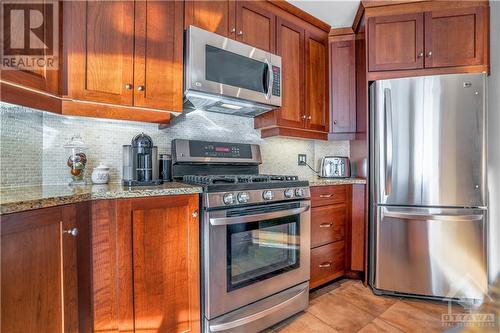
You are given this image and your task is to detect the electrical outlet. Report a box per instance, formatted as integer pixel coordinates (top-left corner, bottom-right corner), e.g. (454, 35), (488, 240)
(298, 154), (307, 166)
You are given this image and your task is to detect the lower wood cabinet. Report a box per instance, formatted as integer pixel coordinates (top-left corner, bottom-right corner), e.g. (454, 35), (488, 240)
(1, 203), (90, 333)
(91, 194), (201, 333)
(310, 241), (345, 289)
(309, 184), (366, 289)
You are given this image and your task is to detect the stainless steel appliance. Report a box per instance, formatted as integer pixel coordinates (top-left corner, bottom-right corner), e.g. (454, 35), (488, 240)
(370, 73), (488, 300)
(122, 133), (161, 186)
(172, 139), (310, 333)
(184, 26), (282, 117)
(319, 156), (351, 178)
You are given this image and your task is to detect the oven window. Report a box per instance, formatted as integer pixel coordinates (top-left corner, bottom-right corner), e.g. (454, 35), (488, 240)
(227, 215), (300, 291)
(205, 45), (267, 93)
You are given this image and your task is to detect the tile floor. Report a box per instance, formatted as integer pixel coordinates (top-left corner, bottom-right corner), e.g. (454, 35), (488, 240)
(267, 279), (469, 333)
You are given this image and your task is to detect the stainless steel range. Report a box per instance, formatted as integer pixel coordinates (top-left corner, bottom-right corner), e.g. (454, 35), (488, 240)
(172, 139), (311, 333)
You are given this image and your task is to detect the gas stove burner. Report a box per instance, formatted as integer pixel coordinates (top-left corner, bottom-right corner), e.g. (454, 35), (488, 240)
(183, 174), (299, 185)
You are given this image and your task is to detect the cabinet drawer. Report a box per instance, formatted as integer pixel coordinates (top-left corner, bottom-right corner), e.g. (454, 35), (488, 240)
(310, 241), (345, 289)
(311, 204), (346, 248)
(311, 185), (347, 207)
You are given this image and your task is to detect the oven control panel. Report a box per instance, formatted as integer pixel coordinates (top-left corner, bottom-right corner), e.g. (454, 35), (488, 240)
(206, 187), (311, 208)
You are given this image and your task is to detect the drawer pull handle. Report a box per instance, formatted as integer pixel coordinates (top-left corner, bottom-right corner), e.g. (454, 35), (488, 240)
(319, 262), (332, 268)
(319, 223), (333, 228)
(319, 194), (333, 198)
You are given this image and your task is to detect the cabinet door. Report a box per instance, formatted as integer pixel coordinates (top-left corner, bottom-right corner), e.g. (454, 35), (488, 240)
(368, 13), (424, 71)
(235, 1), (275, 52)
(185, 0), (235, 38)
(118, 195), (200, 333)
(276, 18), (305, 129)
(330, 38), (356, 133)
(134, 0), (183, 111)
(1, 206), (79, 333)
(351, 185), (366, 271)
(66, 0), (134, 105)
(305, 30), (329, 132)
(424, 7), (486, 68)
(0, 1), (61, 94)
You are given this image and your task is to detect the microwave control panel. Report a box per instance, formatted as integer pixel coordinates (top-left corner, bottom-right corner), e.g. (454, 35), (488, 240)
(272, 66), (281, 97)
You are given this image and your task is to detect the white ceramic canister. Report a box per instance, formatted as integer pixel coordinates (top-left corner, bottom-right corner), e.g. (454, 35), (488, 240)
(91, 164), (110, 184)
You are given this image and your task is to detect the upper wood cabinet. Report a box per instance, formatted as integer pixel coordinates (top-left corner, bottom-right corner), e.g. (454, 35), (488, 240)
(368, 5), (489, 72)
(186, 1), (276, 52)
(368, 13), (424, 71)
(305, 30), (329, 132)
(91, 195), (200, 333)
(1, 204), (90, 333)
(236, 1), (276, 53)
(185, 0), (235, 37)
(0, 1), (59, 95)
(276, 17), (306, 129)
(330, 37), (356, 134)
(424, 6), (487, 68)
(66, 0), (183, 112)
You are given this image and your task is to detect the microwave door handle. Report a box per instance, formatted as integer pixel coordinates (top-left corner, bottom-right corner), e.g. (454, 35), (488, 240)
(209, 205), (310, 226)
(384, 88), (393, 196)
(264, 58), (273, 100)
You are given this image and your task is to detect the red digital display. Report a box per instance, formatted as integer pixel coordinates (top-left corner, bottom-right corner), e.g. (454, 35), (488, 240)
(215, 147), (230, 152)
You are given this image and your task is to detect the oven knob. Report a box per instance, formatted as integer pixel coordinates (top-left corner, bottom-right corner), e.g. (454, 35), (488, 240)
(262, 190), (274, 201)
(223, 193), (235, 205)
(284, 188), (294, 198)
(237, 192), (250, 203)
(295, 188), (305, 198)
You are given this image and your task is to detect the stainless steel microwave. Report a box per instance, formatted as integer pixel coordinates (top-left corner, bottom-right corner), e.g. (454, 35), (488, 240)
(184, 26), (282, 117)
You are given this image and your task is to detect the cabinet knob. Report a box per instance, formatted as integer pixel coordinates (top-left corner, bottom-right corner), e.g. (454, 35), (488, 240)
(417, 52), (424, 58)
(333, 120), (338, 125)
(64, 228), (78, 237)
(230, 28), (236, 33)
(192, 210), (199, 218)
(318, 262), (332, 268)
(307, 115), (312, 120)
(319, 223), (333, 228)
(301, 115), (307, 120)
(137, 85), (145, 91)
(237, 30), (243, 36)
(125, 83), (133, 90)
(426, 51), (433, 57)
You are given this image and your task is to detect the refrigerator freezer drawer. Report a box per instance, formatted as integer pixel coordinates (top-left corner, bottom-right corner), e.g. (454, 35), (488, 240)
(373, 206), (487, 299)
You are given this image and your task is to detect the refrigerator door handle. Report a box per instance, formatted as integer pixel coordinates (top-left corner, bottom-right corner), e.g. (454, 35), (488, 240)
(384, 211), (483, 222)
(384, 88), (393, 196)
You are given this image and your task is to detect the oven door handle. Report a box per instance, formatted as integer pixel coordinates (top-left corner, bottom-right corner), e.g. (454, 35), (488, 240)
(209, 284), (309, 332)
(209, 206), (310, 226)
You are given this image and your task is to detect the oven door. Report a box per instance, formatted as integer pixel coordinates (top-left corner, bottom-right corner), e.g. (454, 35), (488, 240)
(185, 25), (282, 107)
(204, 200), (310, 319)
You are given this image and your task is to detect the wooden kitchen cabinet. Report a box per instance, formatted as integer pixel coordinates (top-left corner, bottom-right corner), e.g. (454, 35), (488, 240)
(276, 17), (306, 129)
(91, 195), (200, 333)
(305, 30), (329, 132)
(236, 1), (276, 53)
(367, 4), (489, 74)
(185, 0), (235, 37)
(368, 13), (424, 71)
(330, 36), (357, 134)
(1, 203), (90, 333)
(424, 6), (487, 68)
(66, 0), (183, 112)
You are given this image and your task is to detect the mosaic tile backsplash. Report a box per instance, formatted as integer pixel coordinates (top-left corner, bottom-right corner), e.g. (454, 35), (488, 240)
(0, 102), (349, 187)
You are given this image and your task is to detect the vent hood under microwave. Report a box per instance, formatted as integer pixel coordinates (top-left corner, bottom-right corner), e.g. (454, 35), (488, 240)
(184, 26), (282, 117)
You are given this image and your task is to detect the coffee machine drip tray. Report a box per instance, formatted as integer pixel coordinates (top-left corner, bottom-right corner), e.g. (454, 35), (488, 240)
(122, 179), (163, 187)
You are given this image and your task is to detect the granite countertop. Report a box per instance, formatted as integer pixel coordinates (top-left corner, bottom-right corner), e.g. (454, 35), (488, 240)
(0, 182), (203, 215)
(306, 177), (367, 186)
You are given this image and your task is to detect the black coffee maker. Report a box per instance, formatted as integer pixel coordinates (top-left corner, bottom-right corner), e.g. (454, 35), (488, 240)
(122, 133), (161, 186)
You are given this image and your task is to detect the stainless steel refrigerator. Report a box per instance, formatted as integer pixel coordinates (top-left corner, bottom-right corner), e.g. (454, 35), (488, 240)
(369, 73), (488, 300)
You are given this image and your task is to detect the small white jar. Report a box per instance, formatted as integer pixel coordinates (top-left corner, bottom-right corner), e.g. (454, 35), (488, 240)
(91, 164), (110, 184)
